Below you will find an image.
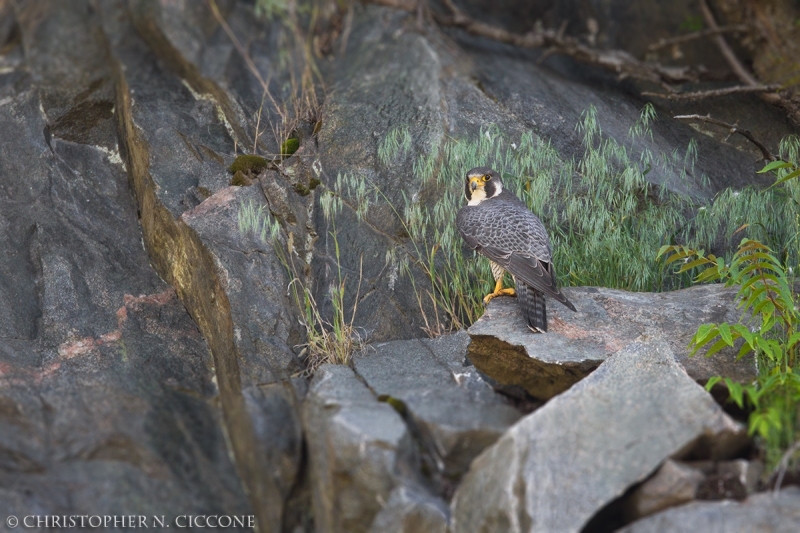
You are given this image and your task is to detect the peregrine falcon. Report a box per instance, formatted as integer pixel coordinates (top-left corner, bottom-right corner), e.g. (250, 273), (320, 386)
(456, 167), (576, 332)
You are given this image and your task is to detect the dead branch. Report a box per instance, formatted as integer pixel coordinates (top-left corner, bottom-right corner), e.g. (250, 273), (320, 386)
(643, 84), (782, 100)
(700, 0), (757, 86)
(674, 114), (775, 161)
(647, 24), (749, 52)
(773, 439), (800, 493)
(369, 0), (799, 125)
(370, 0), (698, 86)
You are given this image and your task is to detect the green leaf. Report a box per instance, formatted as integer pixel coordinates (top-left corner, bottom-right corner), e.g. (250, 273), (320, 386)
(757, 160), (793, 173)
(755, 336), (777, 360)
(691, 324), (719, 352)
(706, 337), (732, 357)
(656, 245), (673, 259)
(717, 323), (734, 347)
(787, 332), (800, 350)
(726, 379), (745, 408)
(772, 168), (800, 188)
(705, 376), (723, 391)
(737, 341), (754, 359)
(680, 257), (715, 272)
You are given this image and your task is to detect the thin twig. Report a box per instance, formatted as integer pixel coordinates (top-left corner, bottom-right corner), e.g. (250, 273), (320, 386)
(643, 84), (782, 100)
(673, 114), (776, 161)
(774, 439), (800, 493)
(648, 24), (749, 52)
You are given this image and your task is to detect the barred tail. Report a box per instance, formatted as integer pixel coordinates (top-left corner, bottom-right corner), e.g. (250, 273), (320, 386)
(516, 279), (547, 332)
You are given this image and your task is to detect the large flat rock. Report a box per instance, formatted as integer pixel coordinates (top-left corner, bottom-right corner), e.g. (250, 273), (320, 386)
(353, 331), (523, 484)
(450, 336), (748, 533)
(467, 285), (756, 399)
(617, 487), (800, 533)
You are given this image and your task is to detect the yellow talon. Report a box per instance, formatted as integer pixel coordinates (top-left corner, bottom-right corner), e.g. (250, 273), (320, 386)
(483, 278), (516, 304)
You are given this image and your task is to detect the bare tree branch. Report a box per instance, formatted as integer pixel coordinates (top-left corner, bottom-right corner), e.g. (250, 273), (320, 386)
(368, 0), (800, 125)
(647, 24), (749, 52)
(700, 0), (758, 86)
(643, 84), (782, 100)
(674, 114), (775, 161)
(370, 0), (698, 86)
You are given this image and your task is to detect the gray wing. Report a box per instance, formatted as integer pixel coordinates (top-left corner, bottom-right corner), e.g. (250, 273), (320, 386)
(457, 198), (576, 311)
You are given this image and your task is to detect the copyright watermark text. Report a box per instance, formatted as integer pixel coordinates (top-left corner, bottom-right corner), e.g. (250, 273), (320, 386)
(5, 514), (255, 529)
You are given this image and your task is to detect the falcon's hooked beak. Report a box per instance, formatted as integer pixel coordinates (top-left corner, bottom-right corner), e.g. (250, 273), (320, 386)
(469, 177), (482, 191)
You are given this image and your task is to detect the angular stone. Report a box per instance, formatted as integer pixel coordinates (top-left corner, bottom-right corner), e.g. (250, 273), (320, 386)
(450, 336), (748, 533)
(624, 460), (706, 521)
(467, 285), (756, 399)
(717, 459), (763, 495)
(302, 365), (419, 533)
(353, 331), (522, 482)
(618, 487), (800, 533)
(368, 484), (449, 533)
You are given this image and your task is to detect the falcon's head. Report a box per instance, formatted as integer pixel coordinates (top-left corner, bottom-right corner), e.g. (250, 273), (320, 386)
(465, 167), (503, 206)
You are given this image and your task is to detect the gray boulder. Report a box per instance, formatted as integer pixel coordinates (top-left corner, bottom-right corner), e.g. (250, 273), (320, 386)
(467, 285), (756, 399)
(450, 336), (748, 533)
(353, 331), (523, 483)
(302, 364), (420, 533)
(617, 487), (800, 533)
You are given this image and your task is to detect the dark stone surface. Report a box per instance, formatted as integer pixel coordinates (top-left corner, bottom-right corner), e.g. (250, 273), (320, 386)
(467, 285), (756, 399)
(451, 336), (748, 533)
(0, 0), (249, 519)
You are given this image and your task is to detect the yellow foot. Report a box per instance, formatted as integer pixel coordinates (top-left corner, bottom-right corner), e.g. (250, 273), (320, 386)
(483, 279), (516, 304)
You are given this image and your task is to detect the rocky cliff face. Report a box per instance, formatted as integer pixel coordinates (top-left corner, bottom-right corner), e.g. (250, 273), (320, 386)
(0, 1), (797, 532)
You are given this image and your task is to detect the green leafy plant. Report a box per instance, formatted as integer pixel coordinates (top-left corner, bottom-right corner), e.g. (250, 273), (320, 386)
(659, 239), (800, 465)
(658, 141), (800, 473)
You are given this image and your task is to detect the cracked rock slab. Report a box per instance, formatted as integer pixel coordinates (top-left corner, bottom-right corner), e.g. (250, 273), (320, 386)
(353, 331), (522, 483)
(450, 336), (748, 533)
(302, 365), (420, 533)
(467, 285), (756, 399)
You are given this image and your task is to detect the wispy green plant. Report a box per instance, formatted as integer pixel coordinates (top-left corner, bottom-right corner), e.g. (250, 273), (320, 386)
(337, 109), (800, 334)
(238, 198), (363, 370)
(378, 125), (412, 167)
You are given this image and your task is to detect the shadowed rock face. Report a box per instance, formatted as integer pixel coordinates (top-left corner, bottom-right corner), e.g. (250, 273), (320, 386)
(467, 285), (756, 400)
(1, 0), (795, 531)
(0, 0), (249, 521)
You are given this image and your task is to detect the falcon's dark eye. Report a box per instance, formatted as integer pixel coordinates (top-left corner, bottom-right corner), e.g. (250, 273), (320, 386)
(483, 175), (491, 181)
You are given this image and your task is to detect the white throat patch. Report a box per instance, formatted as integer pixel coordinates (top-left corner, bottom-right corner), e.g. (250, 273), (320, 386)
(467, 180), (502, 206)
(467, 188), (486, 206)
